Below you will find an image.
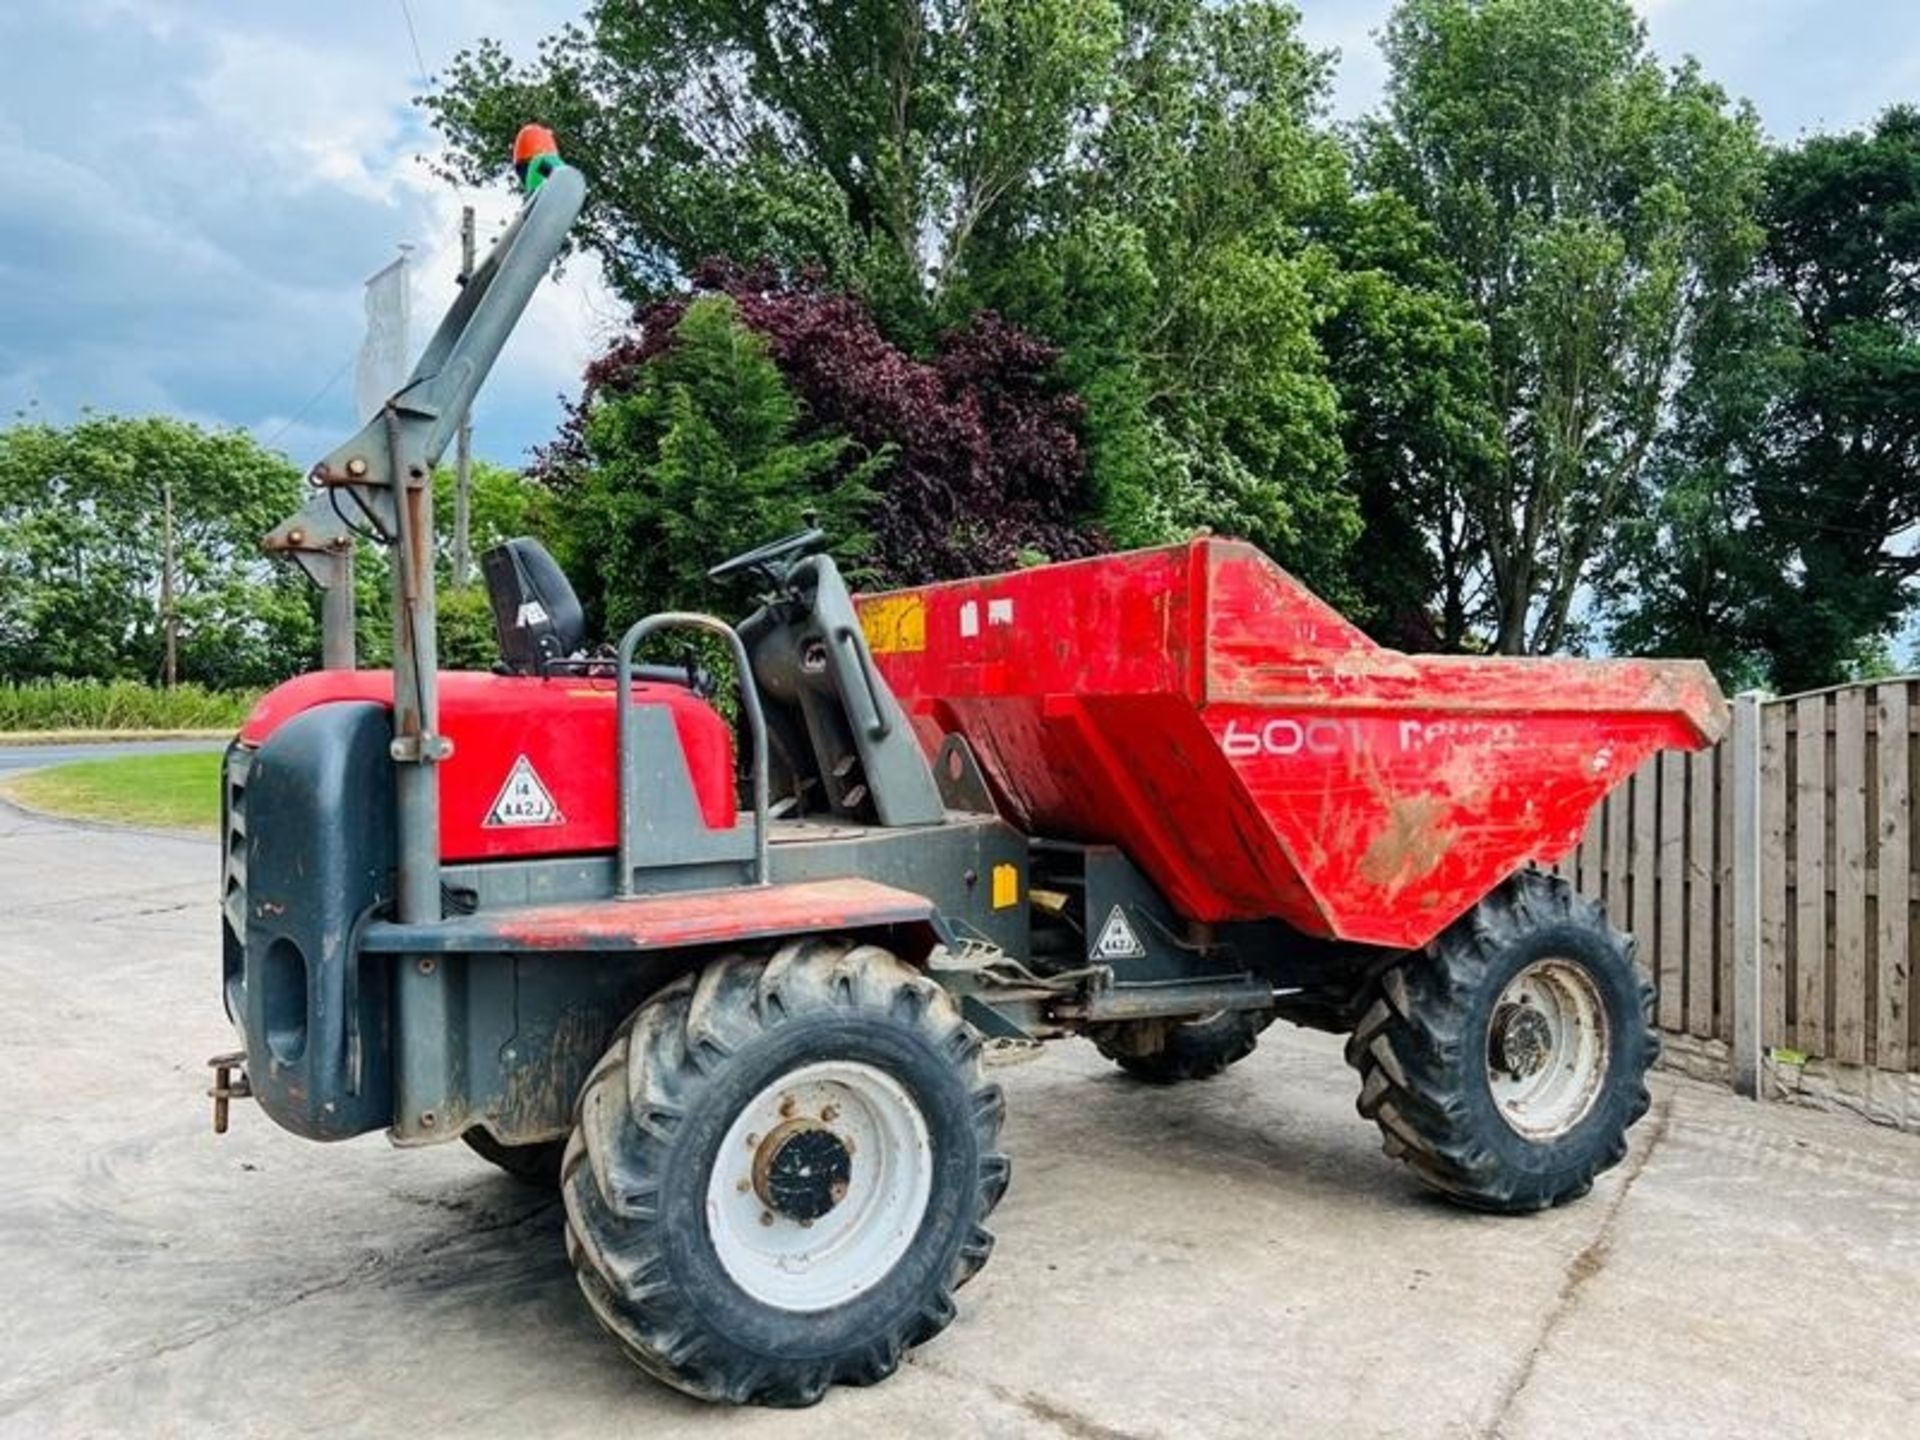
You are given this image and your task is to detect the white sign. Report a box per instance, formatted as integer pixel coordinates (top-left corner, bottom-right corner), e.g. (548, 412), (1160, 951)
(485, 755), (564, 828)
(354, 250), (413, 423)
(1093, 905), (1147, 960)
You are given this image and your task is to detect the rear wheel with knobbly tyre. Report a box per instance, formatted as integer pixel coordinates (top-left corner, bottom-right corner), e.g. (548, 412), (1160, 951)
(1092, 1009), (1276, 1083)
(562, 938), (1010, 1407)
(1344, 870), (1656, 1213)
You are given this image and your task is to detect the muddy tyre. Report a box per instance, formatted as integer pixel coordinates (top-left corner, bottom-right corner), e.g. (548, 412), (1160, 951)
(463, 1131), (565, 1184)
(1345, 871), (1656, 1214)
(1093, 1009), (1275, 1084)
(563, 939), (1010, 1407)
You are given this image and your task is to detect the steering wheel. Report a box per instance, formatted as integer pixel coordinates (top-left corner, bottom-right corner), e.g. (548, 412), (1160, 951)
(707, 527), (827, 582)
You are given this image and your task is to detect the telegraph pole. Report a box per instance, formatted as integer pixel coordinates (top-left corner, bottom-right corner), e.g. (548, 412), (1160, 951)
(452, 204), (476, 586)
(160, 479), (178, 688)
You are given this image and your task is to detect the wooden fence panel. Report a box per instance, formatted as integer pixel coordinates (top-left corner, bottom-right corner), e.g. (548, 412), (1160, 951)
(1605, 782), (1630, 924)
(1578, 801), (1602, 899)
(1631, 766), (1657, 984)
(1795, 694), (1828, 1056)
(1658, 751), (1688, 1032)
(1833, 687), (1869, 1065)
(1528, 678), (1920, 1078)
(1688, 746), (1716, 1038)
(1876, 685), (1911, 1073)
(1761, 704), (1789, 1050)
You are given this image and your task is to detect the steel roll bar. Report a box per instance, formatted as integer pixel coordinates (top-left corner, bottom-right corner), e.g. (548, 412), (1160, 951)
(615, 614), (771, 895)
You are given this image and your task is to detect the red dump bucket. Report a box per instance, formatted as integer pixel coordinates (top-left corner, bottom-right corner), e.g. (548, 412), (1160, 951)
(857, 539), (1725, 949)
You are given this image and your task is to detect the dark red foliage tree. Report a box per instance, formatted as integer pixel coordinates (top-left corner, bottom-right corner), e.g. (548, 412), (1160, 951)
(539, 262), (1103, 584)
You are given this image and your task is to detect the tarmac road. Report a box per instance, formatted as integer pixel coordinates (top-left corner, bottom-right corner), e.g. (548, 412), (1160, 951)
(0, 738), (224, 772)
(2, 799), (1918, 1439)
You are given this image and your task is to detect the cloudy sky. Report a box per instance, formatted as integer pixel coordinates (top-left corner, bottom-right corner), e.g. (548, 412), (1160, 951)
(2, 1), (1916, 472)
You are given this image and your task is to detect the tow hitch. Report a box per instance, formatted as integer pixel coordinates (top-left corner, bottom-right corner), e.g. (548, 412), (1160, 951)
(207, 1051), (251, 1134)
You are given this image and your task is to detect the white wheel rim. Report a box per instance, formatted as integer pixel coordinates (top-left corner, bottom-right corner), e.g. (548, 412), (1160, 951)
(705, 1060), (933, 1313)
(1486, 958), (1610, 1140)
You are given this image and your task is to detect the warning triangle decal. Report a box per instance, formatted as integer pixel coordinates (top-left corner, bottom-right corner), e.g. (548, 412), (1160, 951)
(485, 755), (565, 828)
(1093, 904), (1147, 960)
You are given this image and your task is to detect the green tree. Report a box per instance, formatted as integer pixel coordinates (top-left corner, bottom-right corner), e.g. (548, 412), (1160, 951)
(445, 458), (550, 668)
(1362, 0), (1766, 652)
(1305, 188), (1503, 647)
(427, 2), (1380, 595)
(557, 294), (880, 628)
(424, 0), (1122, 337)
(442, 458), (549, 561)
(0, 414), (313, 687)
(355, 460), (556, 671)
(956, 0), (1362, 596)
(1608, 108), (1920, 691)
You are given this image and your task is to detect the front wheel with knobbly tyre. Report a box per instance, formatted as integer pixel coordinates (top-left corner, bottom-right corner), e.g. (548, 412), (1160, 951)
(1345, 870), (1656, 1214)
(563, 938), (1010, 1407)
(1092, 1008), (1276, 1083)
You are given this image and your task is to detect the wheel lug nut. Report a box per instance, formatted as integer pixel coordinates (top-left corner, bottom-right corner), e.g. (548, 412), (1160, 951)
(759, 1210), (774, 1227)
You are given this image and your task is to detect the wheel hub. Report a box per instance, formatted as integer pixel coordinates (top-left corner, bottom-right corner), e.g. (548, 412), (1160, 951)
(1484, 957), (1612, 1140)
(705, 1060), (933, 1313)
(1492, 1002), (1554, 1080)
(752, 1119), (853, 1222)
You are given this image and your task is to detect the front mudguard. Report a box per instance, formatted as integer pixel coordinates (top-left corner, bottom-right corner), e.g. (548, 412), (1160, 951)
(225, 702), (395, 1140)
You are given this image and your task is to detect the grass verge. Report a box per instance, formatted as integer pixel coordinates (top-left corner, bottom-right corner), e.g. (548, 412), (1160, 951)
(0, 728), (233, 746)
(1, 750), (224, 833)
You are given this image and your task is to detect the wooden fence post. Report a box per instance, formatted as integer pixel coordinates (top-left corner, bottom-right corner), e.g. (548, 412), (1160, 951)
(1730, 691), (1765, 1100)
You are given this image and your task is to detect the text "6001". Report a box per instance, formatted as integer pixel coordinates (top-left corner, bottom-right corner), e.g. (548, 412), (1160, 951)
(1219, 717), (1358, 758)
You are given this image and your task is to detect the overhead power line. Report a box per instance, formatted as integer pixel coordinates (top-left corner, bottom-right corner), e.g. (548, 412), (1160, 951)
(262, 354), (354, 453)
(397, 0), (429, 83)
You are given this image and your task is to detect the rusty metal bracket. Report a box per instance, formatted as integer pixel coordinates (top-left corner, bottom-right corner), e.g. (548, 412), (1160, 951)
(388, 733), (455, 763)
(207, 1050), (252, 1135)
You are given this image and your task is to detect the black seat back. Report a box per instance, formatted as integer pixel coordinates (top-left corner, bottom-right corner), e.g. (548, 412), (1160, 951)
(482, 537), (586, 675)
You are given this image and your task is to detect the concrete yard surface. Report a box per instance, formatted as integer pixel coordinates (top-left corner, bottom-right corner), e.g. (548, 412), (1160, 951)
(3, 801), (1917, 1439)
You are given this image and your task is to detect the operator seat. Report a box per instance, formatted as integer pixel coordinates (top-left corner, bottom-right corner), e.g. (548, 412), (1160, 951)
(482, 537), (708, 693)
(483, 537), (587, 675)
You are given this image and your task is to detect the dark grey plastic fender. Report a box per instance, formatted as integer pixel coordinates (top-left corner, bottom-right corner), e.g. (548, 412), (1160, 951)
(232, 702), (395, 1139)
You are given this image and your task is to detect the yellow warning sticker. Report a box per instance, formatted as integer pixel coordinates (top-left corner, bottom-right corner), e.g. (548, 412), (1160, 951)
(991, 863), (1020, 910)
(861, 594), (927, 655)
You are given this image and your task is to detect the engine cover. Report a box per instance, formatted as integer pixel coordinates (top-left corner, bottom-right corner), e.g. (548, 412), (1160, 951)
(240, 670), (736, 862)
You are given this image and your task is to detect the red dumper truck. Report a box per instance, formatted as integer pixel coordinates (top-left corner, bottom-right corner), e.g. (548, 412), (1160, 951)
(216, 154), (1726, 1405)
